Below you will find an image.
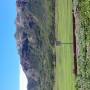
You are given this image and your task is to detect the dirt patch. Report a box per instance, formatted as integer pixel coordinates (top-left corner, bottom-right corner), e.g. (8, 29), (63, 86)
(73, 2), (80, 76)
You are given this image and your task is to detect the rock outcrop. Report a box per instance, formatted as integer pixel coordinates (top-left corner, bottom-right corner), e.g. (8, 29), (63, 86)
(15, 0), (55, 90)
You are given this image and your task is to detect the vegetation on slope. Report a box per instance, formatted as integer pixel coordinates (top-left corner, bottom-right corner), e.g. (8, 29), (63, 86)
(75, 0), (90, 89)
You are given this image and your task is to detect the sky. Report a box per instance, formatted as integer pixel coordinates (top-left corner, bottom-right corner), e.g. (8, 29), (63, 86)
(0, 0), (20, 90)
(20, 65), (27, 90)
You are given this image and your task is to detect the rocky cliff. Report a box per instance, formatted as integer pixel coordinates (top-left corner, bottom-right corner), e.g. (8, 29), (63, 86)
(15, 0), (55, 90)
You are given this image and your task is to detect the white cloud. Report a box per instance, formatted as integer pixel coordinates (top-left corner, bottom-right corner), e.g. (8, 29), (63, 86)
(20, 65), (27, 90)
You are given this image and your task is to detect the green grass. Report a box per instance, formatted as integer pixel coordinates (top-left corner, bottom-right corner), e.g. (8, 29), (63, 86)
(55, 0), (75, 90)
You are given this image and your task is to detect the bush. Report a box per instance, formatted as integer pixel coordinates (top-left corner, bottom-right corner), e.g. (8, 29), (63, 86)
(76, 0), (90, 89)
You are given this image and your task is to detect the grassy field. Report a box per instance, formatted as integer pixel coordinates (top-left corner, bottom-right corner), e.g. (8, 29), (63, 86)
(55, 0), (75, 90)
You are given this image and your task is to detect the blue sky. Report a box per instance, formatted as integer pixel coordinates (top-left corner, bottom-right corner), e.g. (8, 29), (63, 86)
(0, 0), (19, 90)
